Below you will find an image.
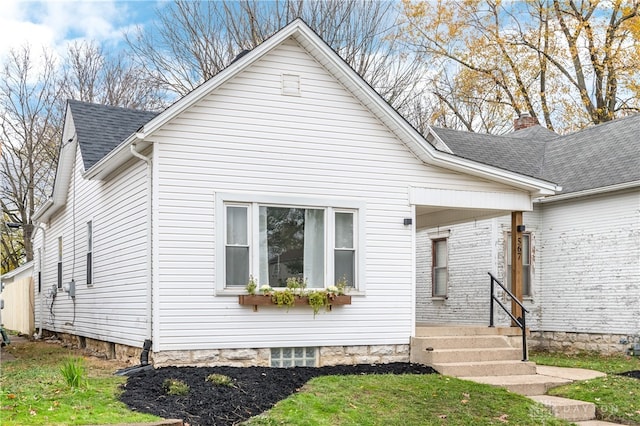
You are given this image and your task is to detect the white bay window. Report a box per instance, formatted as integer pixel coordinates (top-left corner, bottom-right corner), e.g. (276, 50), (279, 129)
(218, 194), (363, 292)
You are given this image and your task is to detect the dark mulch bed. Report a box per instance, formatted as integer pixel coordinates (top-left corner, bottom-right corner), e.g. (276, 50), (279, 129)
(120, 363), (436, 426)
(618, 370), (640, 380)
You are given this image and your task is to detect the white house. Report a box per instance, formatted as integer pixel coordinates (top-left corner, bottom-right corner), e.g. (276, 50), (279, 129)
(31, 20), (557, 367)
(417, 115), (640, 355)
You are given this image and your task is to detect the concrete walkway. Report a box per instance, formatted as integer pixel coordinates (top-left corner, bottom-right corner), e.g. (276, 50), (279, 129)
(466, 364), (626, 425)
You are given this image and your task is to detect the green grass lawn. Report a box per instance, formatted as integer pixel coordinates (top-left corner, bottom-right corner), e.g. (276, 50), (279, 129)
(531, 351), (640, 425)
(0, 340), (161, 425)
(244, 374), (570, 425)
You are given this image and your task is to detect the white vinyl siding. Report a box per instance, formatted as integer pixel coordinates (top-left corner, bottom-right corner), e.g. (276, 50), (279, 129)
(151, 38), (521, 351)
(32, 144), (149, 348)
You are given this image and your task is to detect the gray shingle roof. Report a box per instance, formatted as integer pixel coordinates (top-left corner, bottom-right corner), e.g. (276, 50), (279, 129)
(431, 126), (549, 179)
(432, 116), (640, 195)
(69, 100), (159, 170)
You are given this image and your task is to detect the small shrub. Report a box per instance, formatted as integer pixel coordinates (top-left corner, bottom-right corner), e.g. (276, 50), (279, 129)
(60, 356), (85, 388)
(162, 378), (190, 396)
(206, 373), (234, 387)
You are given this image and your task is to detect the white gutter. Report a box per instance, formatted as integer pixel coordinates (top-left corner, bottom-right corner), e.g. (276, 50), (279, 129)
(129, 140), (153, 345)
(537, 180), (640, 203)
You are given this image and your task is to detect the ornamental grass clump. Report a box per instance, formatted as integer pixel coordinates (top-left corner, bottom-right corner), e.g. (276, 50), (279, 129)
(163, 378), (190, 396)
(60, 356), (85, 388)
(206, 373), (235, 387)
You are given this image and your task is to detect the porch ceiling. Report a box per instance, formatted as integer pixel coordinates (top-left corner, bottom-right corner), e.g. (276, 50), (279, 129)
(416, 206), (509, 229)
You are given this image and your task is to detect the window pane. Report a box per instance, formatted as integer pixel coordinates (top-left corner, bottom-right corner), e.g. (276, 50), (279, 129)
(434, 268), (447, 296)
(434, 240), (447, 267)
(87, 221), (92, 251)
(334, 250), (354, 286)
(522, 234), (530, 265)
(227, 206), (248, 245)
(226, 246), (249, 287)
(261, 207), (324, 287)
(335, 212), (353, 248)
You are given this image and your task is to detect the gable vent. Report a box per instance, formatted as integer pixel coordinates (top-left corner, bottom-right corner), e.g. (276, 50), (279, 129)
(282, 74), (301, 96)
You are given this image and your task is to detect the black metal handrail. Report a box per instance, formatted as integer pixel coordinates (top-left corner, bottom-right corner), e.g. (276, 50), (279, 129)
(488, 272), (529, 361)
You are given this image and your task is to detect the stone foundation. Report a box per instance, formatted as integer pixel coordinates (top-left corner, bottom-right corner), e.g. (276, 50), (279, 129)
(47, 331), (143, 365)
(153, 344), (410, 368)
(46, 330), (410, 367)
(529, 330), (632, 355)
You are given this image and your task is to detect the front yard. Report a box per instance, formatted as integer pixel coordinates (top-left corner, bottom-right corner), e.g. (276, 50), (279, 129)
(1, 336), (638, 425)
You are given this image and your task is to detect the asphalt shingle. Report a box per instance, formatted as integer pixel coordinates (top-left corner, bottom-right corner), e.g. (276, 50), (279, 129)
(432, 116), (640, 195)
(68, 100), (159, 170)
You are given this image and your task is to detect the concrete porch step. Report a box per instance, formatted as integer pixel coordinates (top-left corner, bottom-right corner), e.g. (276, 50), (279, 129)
(411, 335), (512, 350)
(529, 395), (596, 422)
(432, 360), (537, 377)
(460, 374), (572, 396)
(415, 325), (526, 337)
(419, 347), (523, 364)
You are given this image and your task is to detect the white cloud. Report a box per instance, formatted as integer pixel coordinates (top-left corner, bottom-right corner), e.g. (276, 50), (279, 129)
(0, 0), (159, 62)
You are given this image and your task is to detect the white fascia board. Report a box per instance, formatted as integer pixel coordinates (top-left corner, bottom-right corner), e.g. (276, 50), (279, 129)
(536, 180), (640, 203)
(410, 187), (533, 211)
(33, 104), (76, 222)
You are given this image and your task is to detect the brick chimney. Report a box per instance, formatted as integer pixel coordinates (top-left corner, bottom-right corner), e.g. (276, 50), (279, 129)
(514, 112), (539, 131)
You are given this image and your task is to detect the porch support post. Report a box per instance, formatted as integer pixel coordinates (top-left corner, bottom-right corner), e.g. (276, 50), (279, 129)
(511, 211), (523, 325)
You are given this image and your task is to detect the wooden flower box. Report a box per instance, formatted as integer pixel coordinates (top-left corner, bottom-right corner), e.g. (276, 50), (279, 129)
(238, 294), (351, 312)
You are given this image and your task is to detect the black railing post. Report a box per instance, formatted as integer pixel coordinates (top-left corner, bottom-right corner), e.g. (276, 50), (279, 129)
(488, 272), (529, 362)
(521, 311), (527, 361)
(489, 276), (495, 327)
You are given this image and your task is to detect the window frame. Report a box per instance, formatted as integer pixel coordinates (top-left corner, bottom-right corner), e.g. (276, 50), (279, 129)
(506, 231), (532, 297)
(431, 238), (448, 298)
(37, 248), (42, 293)
(86, 220), (93, 285)
(215, 192), (365, 295)
(57, 236), (63, 290)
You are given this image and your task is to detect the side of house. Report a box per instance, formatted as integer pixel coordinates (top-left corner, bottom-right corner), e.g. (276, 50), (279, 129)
(31, 105), (152, 360)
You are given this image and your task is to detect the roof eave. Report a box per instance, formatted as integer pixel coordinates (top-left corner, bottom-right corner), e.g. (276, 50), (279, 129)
(537, 180), (640, 203)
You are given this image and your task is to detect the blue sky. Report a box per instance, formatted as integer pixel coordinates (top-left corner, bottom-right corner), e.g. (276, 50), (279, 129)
(0, 0), (167, 61)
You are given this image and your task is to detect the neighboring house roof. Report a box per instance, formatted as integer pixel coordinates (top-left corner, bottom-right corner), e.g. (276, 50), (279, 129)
(432, 115), (640, 196)
(430, 127), (548, 180)
(68, 100), (159, 170)
(543, 114), (640, 194)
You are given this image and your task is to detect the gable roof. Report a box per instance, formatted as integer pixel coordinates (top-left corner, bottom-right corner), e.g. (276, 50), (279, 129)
(431, 115), (640, 196)
(34, 19), (560, 223)
(69, 100), (159, 170)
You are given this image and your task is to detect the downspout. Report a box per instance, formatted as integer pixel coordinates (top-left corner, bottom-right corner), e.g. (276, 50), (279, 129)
(35, 223), (46, 339)
(130, 140), (153, 348)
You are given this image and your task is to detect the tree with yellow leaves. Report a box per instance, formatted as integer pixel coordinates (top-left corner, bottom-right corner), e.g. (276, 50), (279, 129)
(399, 0), (640, 133)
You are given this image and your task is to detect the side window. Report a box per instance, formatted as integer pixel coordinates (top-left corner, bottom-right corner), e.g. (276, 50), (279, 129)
(334, 211), (355, 287)
(507, 232), (531, 297)
(57, 236), (63, 289)
(86, 221), (93, 285)
(38, 248), (42, 293)
(432, 238), (448, 297)
(225, 205), (250, 287)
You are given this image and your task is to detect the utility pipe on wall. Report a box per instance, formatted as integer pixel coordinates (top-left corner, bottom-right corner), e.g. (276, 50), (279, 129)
(34, 222), (46, 339)
(130, 141), (153, 347)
